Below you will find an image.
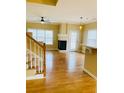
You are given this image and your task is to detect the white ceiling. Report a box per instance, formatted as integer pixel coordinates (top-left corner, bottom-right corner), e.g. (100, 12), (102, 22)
(26, 0), (97, 24)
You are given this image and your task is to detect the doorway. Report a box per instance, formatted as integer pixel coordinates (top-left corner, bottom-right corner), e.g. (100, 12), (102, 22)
(69, 31), (79, 51)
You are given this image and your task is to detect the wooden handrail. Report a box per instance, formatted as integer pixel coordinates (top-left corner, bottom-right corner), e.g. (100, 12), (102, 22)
(26, 33), (46, 77)
(26, 33), (45, 48)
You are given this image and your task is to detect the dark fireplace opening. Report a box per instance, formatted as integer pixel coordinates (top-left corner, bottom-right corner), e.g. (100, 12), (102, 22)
(58, 40), (67, 50)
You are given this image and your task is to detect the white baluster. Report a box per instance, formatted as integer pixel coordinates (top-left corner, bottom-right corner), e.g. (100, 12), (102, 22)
(38, 46), (40, 73)
(39, 47), (41, 73)
(29, 39), (32, 69)
(34, 43), (36, 69)
(32, 42), (35, 69)
(36, 45), (39, 73)
(41, 48), (44, 73)
(26, 49), (29, 69)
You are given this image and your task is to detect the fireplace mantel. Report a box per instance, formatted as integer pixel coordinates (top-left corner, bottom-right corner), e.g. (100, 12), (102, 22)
(58, 34), (68, 41)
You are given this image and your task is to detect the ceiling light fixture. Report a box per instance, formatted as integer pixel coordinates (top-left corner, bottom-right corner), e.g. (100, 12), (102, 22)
(80, 16), (83, 30)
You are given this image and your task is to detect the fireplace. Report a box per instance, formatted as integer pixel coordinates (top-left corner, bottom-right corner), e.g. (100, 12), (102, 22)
(58, 33), (67, 51)
(58, 40), (67, 50)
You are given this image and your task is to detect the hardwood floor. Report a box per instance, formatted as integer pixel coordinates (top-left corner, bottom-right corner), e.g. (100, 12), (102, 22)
(26, 51), (96, 93)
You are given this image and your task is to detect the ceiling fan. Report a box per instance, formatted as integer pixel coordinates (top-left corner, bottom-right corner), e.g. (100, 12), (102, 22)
(27, 16), (57, 24)
(40, 17), (48, 24)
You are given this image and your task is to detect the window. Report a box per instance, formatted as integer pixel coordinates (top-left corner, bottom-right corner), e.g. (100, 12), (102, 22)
(27, 29), (37, 40)
(45, 31), (53, 44)
(36, 29), (44, 42)
(27, 29), (53, 45)
(86, 29), (97, 47)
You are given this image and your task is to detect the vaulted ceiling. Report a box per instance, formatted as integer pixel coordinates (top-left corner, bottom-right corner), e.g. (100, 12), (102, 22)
(26, 0), (97, 24)
(27, 0), (58, 6)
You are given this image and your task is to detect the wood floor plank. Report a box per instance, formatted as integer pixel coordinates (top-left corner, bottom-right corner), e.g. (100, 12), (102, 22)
(26, 51), (96, 93)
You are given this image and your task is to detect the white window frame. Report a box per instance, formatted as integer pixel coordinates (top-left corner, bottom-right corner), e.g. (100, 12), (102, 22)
(83, 29), (97, 48)
(27, 28), (53, 45)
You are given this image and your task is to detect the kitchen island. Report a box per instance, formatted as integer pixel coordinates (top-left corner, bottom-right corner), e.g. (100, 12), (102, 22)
(83, 46), (97, 79)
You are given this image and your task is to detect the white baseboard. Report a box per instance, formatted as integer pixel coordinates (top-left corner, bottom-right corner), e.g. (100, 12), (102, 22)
(83, 68), (97, 80)
(59, 50), (68, 52)
(46, 49), (58, 51)
(26, 74), (45, 80)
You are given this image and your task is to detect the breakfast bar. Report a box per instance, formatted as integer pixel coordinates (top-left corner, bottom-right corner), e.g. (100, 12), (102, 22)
(83, 46), (97, 79)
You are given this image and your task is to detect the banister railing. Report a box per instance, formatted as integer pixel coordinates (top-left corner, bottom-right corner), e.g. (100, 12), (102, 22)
(26, 33), (45, 47)
(26, 33), (46, 77)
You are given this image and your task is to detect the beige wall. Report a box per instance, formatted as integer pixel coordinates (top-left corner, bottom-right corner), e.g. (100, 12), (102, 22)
(84, 22), (97, 31)
(83, 22), (97, 45)
(82, 22), (97, 79)
(26, 22), (59, 50)
(26, 22), (96, 51)
(26, 22), (84, 51)
(59, 23), (67, 34)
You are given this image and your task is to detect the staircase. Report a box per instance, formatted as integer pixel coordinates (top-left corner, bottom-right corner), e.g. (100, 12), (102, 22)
(26, 32), (46, 80)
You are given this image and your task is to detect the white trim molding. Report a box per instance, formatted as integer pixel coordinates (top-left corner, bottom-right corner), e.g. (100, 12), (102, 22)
(83, 68), (97, 80)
